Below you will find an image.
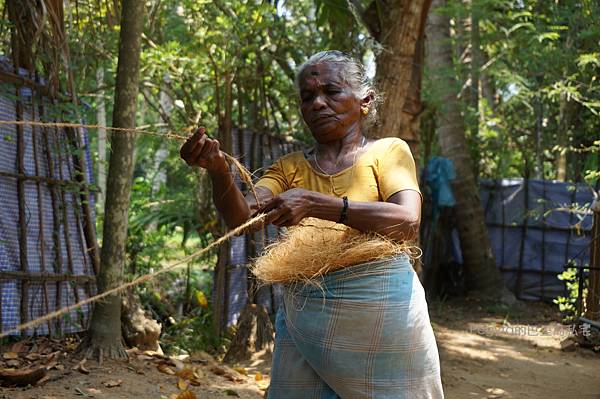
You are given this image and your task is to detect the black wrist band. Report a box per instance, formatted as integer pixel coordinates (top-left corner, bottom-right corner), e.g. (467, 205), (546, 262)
(338, 196), (349, 224)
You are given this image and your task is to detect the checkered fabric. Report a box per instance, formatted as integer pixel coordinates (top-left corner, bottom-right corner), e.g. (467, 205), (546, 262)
(268, 256), (444, 399)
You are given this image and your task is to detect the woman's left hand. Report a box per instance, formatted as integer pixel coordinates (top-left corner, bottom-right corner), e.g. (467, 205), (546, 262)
(254, 188), (313, 227)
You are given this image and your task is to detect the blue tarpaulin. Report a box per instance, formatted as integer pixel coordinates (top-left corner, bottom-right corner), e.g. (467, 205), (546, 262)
(215, 128), (301, 327)
(481, 178), (593, 301)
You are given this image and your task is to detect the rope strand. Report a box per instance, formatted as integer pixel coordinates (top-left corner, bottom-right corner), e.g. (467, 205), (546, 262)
(0, 119), (261, 205)
(0, 214), (266, 338)
(0, 120), (190, 141)
(0, 119), (264, 337)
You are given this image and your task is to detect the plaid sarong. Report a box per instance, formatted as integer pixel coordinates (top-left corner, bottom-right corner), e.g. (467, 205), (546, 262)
(268, 256), (444, 399)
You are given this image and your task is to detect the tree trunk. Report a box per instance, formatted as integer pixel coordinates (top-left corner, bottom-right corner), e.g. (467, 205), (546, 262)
(470, 1), (482, 175)
(154, 82), (172, 192)
(121, 290), (162, 353)
(555, 94), (578, 181)
(426, 0), (512, 299)
(372, 0), (432, 160)
(211, 69), (235, 338)
(585, 197), (600, 321)
(223, 304), (274, 364)
(96, 67), (107, 212)
(78, 0), (145, 361)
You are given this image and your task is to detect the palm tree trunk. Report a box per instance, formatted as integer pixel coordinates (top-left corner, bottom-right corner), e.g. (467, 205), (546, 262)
(78, 0), (145, 361)
(373, 0), (432, 160)
(426, 0), (509, 298)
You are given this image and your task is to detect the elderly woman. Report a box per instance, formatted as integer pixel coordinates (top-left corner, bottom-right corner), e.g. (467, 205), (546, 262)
(180, 51), (444, 399)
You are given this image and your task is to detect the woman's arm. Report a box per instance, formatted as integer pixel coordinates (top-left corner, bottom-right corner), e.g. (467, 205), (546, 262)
(256, 189), (421, 241)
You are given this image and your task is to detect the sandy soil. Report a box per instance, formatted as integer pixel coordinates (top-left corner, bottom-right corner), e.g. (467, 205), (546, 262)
(1, 347), (268, 399)
(2, 298), (599, 399)
(431, 298), (600, 399)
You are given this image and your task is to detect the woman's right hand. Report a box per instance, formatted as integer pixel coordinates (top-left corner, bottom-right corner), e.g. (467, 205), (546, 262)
(180, 127), (229, 175)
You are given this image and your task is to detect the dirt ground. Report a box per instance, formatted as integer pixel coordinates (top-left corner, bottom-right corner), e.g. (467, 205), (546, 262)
(2, 298), (599, 399)
(430, 298), (600, 399)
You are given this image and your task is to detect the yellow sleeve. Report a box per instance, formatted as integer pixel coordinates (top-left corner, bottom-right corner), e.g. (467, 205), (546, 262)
(377, 138), (421, 201)
(255, 158), (289, 196)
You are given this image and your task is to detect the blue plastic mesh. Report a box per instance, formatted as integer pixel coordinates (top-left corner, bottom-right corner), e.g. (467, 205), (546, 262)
(216, 129), (302, 327)
(0, 68), (96, 336)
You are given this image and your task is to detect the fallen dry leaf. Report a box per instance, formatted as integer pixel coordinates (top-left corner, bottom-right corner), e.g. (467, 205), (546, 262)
(36, 375), (50, 386)
(189, 378), (203, 387)
(2, 352), (18, 360)
(175, 390), (197, 399)
(25, 353), (40, 361)
(9, 341), (26, 353)
(176, 367), (195, 380)
(257, 380), (269, 390)
(65, 342), (78, 351)
(177, 378), (189, 390)
(46, 351), (61, 362)
(193, 369), (204, 380)
(44, 361), (58, 370)
(233, 366), (247, 376)
(126, 365), (145, 375)
(0, 366), (47, 387)
(74, 358), (90, 375)
(255, 372), (263, 381)
(103, 379), (123, 388)
(6, 359), (20, 368)
(210, 366), (226, 376)
(224, 373), (244, 383)
(143, 350), (165, 359)
(157, 363), (175, 375)
(210, 366), (243, 383)
(170, 358), (185, 371)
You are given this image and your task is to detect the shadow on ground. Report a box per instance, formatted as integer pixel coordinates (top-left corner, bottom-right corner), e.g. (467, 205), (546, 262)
(429, 297), (600, 399)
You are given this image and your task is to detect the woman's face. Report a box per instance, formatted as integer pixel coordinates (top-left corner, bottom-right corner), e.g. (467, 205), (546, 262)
(298, 62), (362, 144)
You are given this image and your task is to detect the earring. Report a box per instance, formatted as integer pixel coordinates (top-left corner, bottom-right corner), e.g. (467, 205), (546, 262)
(361, 107), (369, 115)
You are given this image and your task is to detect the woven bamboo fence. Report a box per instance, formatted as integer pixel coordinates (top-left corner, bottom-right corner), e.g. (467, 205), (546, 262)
(0, 59), (98, 337)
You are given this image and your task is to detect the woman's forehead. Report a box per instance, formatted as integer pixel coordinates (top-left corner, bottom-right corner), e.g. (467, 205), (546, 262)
(299, 63), (346, 87)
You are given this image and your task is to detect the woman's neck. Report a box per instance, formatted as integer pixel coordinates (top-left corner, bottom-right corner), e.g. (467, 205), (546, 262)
(315, 128), (364, 161)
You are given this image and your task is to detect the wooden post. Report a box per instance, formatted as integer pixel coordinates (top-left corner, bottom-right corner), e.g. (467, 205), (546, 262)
(30, 81), (53, 336)
(14, 81), (29, 337)
(585, 195), (600, 321)
(41, 107), (64, 335)
(53, 122), (82, 331)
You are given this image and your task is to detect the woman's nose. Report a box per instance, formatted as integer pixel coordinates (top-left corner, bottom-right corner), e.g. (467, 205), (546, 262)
(312, 94), (327, 110)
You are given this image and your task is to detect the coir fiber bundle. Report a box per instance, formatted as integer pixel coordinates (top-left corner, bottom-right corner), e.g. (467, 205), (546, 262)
(250, 218), (419, 285)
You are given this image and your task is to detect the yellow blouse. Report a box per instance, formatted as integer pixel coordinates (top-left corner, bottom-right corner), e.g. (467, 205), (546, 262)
(255, 137), (420, 202)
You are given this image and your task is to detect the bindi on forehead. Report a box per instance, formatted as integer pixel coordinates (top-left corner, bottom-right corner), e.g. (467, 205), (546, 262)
(300, 64), (345, 89)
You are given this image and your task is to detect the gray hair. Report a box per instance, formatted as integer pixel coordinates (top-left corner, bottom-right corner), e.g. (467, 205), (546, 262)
(295, 50), (381, 127)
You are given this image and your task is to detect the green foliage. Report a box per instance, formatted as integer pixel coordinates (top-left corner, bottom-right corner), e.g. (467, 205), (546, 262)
(162, 305), (227, 355)
(426, 0), (600, 183)
(554, 264), (588, 323)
